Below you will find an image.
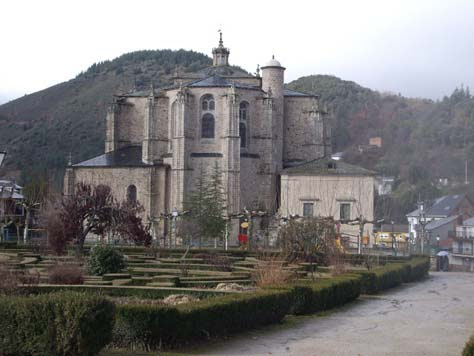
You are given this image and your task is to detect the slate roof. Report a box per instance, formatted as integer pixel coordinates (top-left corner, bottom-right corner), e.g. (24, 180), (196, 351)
(407, 194), (467, 218)
(283, 88), (317, 98)
(379, 224), (409, 233)
(282, 157), (376, 176)
(72, 146), (162, 168)
(197, 65), (254, 78)
(426, 215), (459, 231)
(0, 180), (23, 200)
(462, 217), (474, 226)
(185, 75), (260, 90)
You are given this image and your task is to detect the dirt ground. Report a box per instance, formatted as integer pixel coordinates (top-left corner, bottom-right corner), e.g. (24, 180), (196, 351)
(180, 272), (474, 356)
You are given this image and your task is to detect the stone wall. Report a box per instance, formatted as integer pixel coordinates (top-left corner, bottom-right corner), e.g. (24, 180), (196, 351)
(283, 97), (325, 162)
(280, 174), (375, 242)
(71, 165), (169, 236)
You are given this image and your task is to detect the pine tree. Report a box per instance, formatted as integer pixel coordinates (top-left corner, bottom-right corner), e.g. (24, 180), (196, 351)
(183, 162), (227, 246)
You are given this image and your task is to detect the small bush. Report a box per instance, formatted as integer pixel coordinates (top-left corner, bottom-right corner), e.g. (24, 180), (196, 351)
(0, 264), (39, 295)
(0, 292), (115, 356)
(253, 258), (296, 287)
(463, 335), (474, 356)
(48, 263), (84, 285)
(87, 244), (125, 276)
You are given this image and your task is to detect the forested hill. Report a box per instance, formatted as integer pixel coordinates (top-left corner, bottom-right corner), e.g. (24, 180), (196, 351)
(288, 75), (474, 220)
(1, 51), (474, 219)
(0, 49), (212, 183)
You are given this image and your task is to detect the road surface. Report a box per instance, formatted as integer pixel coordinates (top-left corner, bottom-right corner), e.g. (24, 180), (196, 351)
(183, 272), (474, 356)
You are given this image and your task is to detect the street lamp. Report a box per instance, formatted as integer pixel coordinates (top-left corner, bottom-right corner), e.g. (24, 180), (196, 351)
(418, 201), (426, 255)
(436, 235), (440, 252)
(0, 151), (6, 168)
(171, 208), (179, 248)
(391, 220), (396, 256)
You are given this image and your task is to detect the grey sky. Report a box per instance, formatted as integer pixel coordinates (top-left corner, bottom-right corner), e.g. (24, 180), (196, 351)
(1, 0), (473, 104)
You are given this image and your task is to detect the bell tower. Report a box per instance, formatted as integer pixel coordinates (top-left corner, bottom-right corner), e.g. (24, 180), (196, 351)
(212, 31), (230, 66)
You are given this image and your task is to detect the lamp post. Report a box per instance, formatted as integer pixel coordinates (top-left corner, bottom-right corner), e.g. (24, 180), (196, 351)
(171, 208), (178, 248)
(436, 235), (440, 253)
(418, 201), (426, 255)
(391, 220), (396, 256)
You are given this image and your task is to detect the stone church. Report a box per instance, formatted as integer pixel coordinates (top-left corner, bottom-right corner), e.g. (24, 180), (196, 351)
(65, 34), (374, 244)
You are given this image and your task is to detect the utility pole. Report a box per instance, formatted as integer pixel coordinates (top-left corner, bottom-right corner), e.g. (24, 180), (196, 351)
(465, 160), (469, 185)
(418, 201), (426, 255)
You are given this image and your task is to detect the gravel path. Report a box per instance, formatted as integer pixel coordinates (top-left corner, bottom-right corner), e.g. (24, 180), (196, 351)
(184, 272), (474, 356)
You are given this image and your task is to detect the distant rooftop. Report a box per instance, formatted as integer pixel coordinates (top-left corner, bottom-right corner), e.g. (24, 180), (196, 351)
(426, 215), (459, 231)
(407, 194), (468, 217)
(283, 157), (375, 176)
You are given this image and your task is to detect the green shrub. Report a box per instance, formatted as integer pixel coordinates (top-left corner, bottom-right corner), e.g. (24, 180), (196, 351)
(87, 244), (125, 276)
(358, 257), (430, 294)
(275, 274), (362, 315)
(0, 292), (115, 356)
(463, 335), (474, 356)
(111, 289), (291, 350)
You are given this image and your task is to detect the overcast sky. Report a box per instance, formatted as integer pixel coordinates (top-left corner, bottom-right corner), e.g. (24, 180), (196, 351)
(1, 0), (473, 104)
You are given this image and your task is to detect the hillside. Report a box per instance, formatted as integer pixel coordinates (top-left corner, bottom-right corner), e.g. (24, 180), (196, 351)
(1, 53), (474, 220)
(288, 75), (474, 220)
(0, 49), (212, 183)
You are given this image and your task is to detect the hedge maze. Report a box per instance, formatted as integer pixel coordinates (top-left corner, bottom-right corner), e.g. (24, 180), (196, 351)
(0, 245), (430, 355)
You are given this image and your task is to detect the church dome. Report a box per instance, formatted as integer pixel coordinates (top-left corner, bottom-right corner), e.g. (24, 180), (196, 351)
(263, 56), (282, 67)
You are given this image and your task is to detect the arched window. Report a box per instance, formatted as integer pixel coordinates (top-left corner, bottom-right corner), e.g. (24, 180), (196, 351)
(201, 95), (215, 139)
(127, 185), (137, 204)
(239, 102), (249, 148)
(202, 113), (215, 138)
(239, 122), (247, 148)
(201, 94), (215, 111)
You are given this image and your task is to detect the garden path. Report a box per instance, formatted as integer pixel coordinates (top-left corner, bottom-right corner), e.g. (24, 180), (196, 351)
(184, 272), (474, 356)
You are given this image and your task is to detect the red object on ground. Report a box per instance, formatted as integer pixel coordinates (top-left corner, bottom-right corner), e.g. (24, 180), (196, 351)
(239, 234), (248, 244)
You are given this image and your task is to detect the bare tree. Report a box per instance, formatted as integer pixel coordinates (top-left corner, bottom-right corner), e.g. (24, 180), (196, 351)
(20, 180), (49, 244)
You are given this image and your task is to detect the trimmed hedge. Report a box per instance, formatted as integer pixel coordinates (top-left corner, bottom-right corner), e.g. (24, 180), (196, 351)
(111, 289), (292, 350)
(278, 274), (362, 315)
(24, 284), (231, 299)
(358, 257), (430, 294)
(0, 292), (115, 356)
(463, 335), (474, 356)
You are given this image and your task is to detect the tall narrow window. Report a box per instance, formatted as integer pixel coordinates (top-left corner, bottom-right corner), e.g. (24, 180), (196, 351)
(127, 185), (137, 204)
(340, 203), (351, 221)
(201, 94), (215, 139)
(303, 202), (314, 217)
(239, 102), (248, 121)
(202, 113), (215, 138)
(239, 102), (249, 148)
(239, 122), (247, 148)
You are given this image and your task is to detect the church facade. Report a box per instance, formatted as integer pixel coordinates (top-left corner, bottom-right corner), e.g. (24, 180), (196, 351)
(64, 35), (356, 242)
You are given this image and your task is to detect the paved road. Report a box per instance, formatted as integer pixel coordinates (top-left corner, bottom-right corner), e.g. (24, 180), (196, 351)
(184, 272), (474, 356)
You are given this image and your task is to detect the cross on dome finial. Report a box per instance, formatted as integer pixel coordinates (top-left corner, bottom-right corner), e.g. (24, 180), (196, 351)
(218, 29), (223, 47)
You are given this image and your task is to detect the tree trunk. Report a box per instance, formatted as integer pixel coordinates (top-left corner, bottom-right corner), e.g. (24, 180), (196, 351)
(23, 209), (31, 245)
